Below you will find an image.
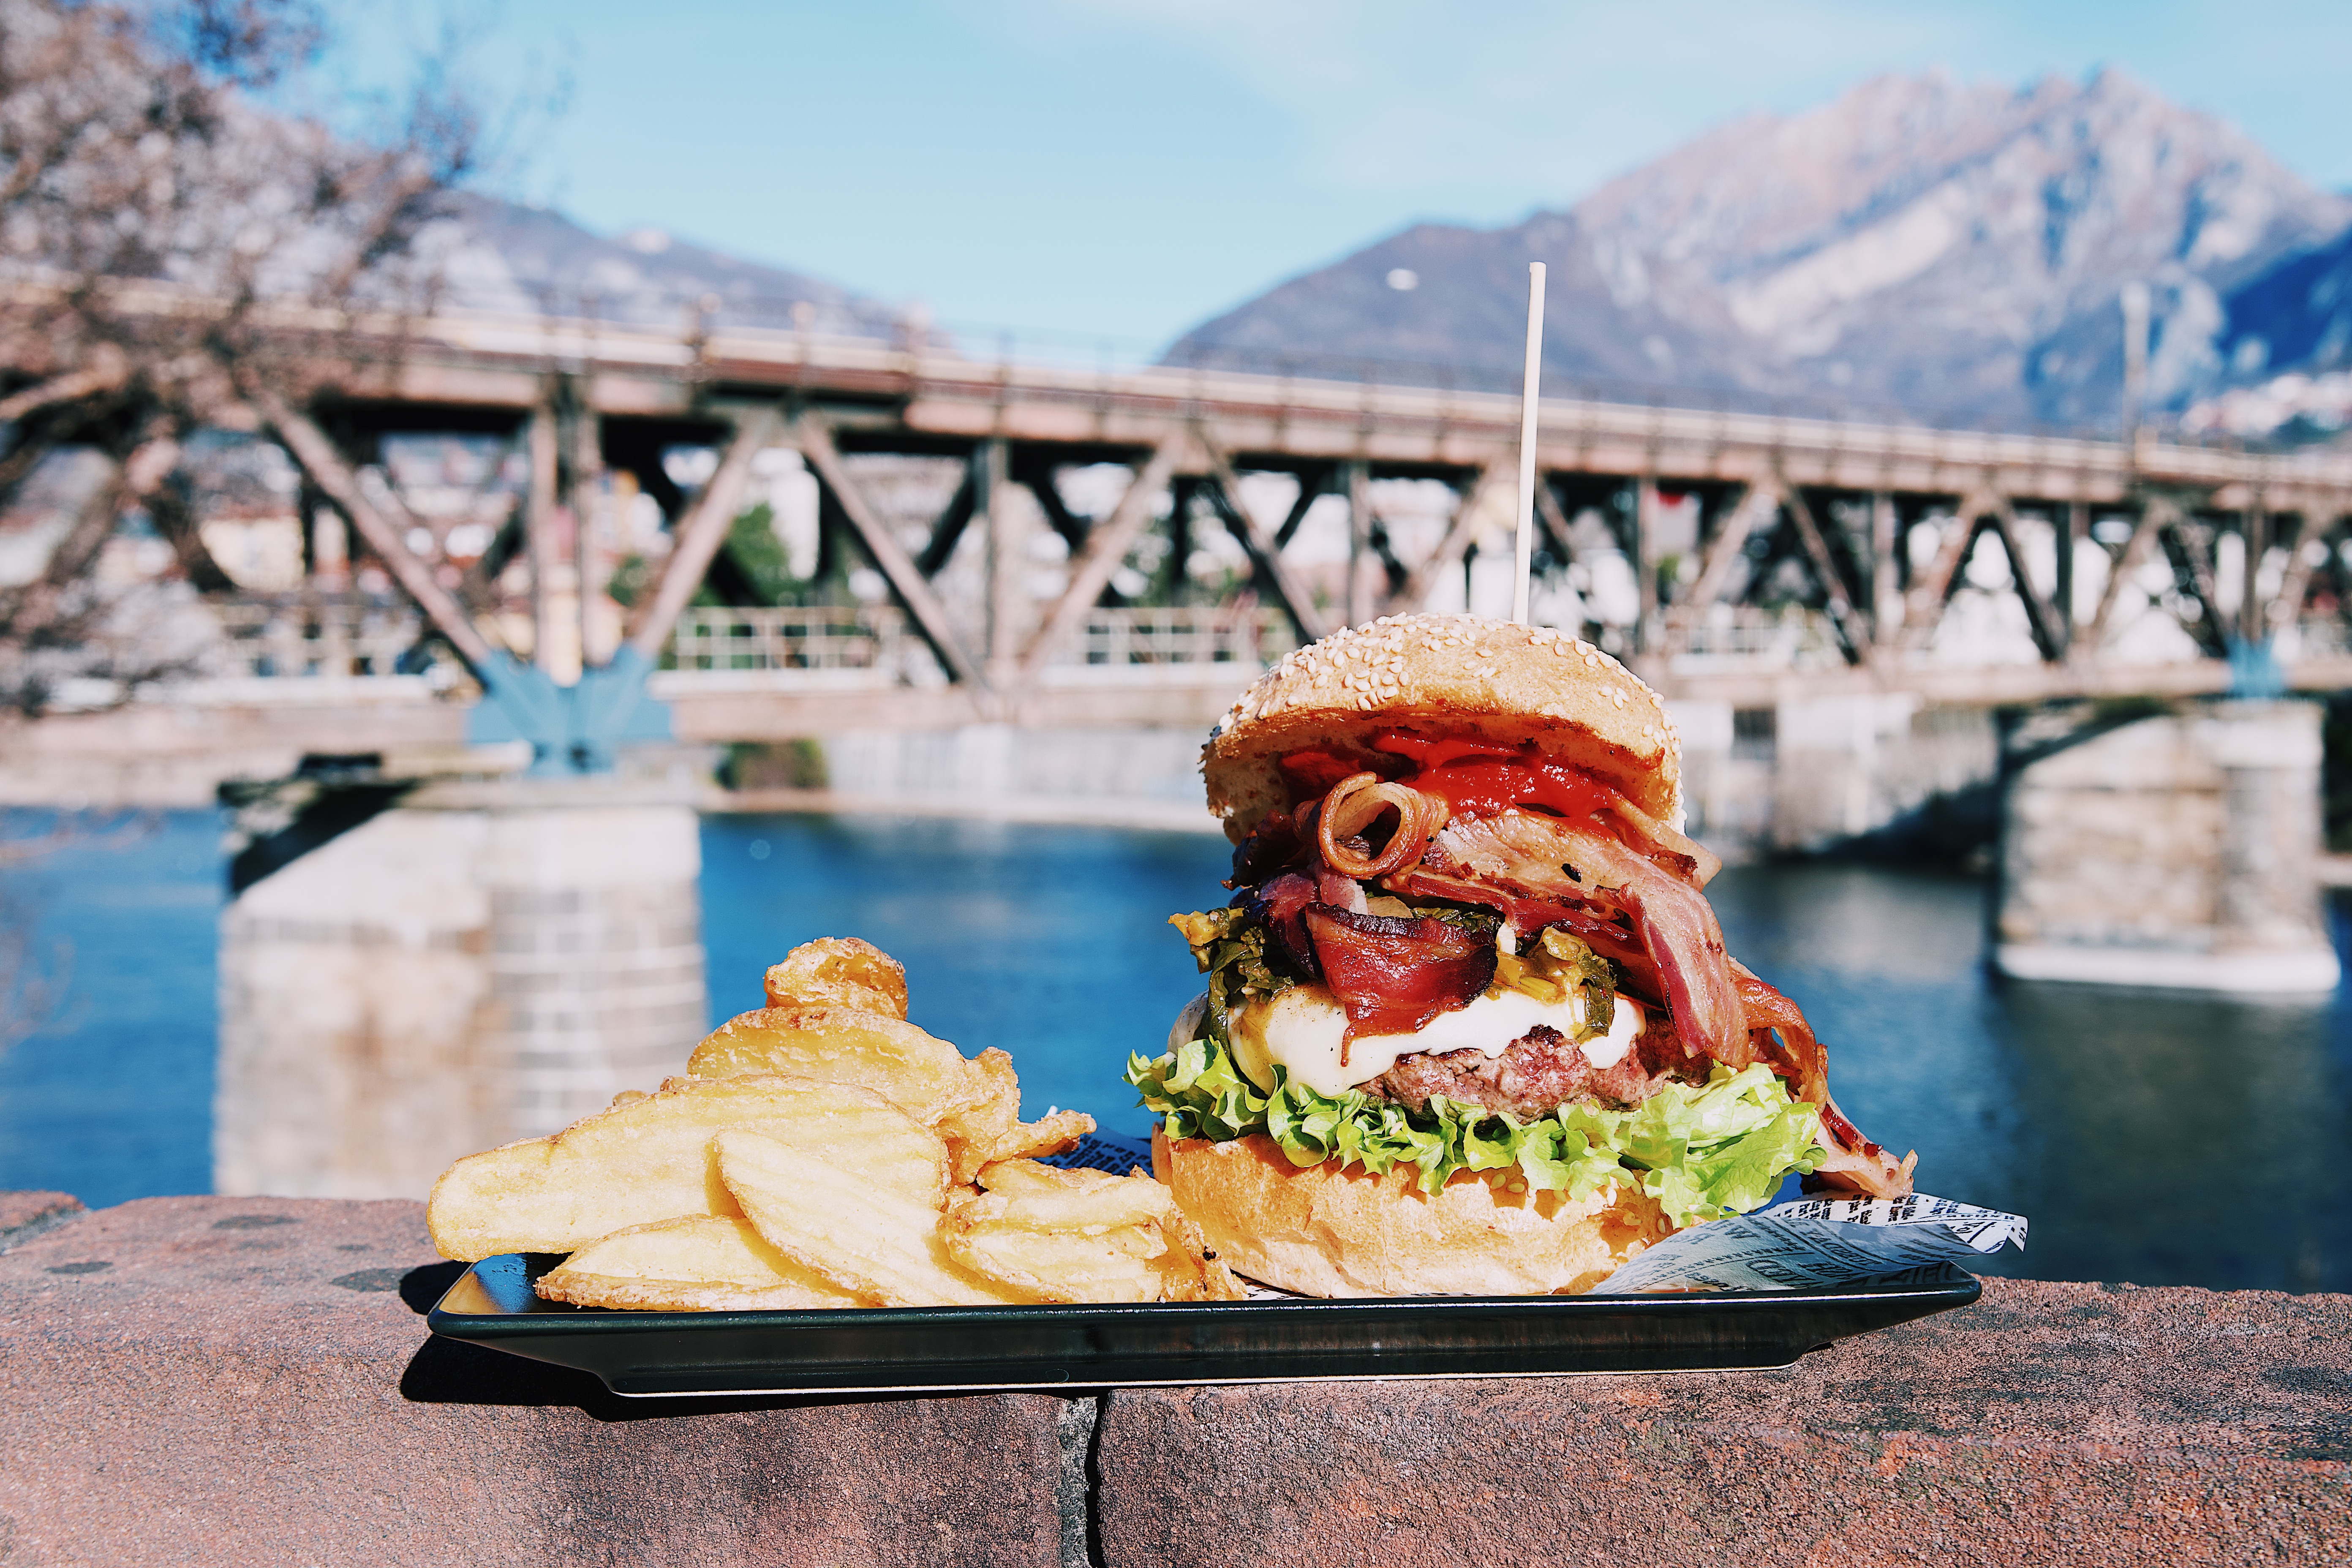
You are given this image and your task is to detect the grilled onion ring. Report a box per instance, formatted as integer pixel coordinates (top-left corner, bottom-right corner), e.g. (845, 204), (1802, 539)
(1317, 772), (1448, 881)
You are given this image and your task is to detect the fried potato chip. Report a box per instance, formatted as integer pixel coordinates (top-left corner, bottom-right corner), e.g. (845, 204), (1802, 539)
(932, 1048), (1020, 1182)
(943, 1162), (1244, 1304)
(687, 1007), (991, 1127)
(427, 1074), (906, 1261)
(941, 1195), (1163, 1303)
(983, 1109), (1096, 1165)
(971, 1158), (1081, 1200)
(972, 1160), (1176, 1230)
(1154, 1207), (1245, 1303)
(534, 1215), (861, 1310)
(716, 1128), (1028, 1308)
(763, 937), (908, 1018)
(931, 1049), (1096, 1183)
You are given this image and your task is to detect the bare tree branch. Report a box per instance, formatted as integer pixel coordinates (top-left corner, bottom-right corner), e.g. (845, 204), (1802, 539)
(0, 0), (485, 711)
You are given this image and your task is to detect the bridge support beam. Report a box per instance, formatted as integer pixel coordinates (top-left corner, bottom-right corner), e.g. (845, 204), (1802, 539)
(1022, 434), (1187, 680)
(979, 438), (1021, 686)
(1198, 436), (1328, 645)
(793, 410), (986, 690)
(1995, 701), (2339, 993)
(215, 777), (708, 1197)
(1343, 460), (1376, 628)
(1386, 465), (1502, 617)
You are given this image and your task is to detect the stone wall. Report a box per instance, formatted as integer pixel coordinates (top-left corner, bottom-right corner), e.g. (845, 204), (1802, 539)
(476, 800), (708, 1134)
(1997, 701), (2338, 992)
(1671, 695), (1999, 858)
(3, 1190), (2346, 1567)
(215, 782), (707, 1200)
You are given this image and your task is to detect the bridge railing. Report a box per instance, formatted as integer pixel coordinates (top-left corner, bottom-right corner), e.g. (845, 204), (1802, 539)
(659, 605), (1298, 687)
(1058, 607), (1298, 670)
(1664, 609), (1843, 673)
(2291, 617), (2352, 661)
(212, 596), (425, 680)
(193, 601), (1297, 693)
(664, 606), (911, 678)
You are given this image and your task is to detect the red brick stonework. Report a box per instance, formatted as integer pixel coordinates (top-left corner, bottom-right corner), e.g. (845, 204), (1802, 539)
(0, 1190), (79, 1241)
(5, 1190), (2349, 1567)
(0, 1194), (1065, 1567)
(1094, 1277), (2352, 1568)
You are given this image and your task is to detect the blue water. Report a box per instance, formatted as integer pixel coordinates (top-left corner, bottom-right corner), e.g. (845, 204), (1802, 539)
(700, 813), (1223, 1141)
(0, 811), (223, 1208)
(6, 807), (2350, 1292)
(1707, 867), (2352, 1293)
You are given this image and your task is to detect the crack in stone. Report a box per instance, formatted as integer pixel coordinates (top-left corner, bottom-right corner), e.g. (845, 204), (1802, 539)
(0, 1203), (84, 1255)
(1056, 1393), (1107, 1568)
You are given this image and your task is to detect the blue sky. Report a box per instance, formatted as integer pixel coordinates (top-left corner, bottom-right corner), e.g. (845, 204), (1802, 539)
(325, 1), (2352, 350)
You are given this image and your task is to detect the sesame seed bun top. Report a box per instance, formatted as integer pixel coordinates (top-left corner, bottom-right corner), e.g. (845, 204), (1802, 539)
(1201, 613), (1682, 840)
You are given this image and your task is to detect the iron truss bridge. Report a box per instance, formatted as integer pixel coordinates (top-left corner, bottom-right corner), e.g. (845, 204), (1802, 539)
(25, 286), (2352, 756)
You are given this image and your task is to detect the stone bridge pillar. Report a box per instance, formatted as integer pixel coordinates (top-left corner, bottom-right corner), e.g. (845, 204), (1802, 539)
(214, 778), (706, 1199)
(1995, 701), (2339, 993)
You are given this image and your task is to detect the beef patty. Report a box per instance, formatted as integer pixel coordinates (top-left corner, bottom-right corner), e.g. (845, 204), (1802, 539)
(1370, 1019), (1697, 1119)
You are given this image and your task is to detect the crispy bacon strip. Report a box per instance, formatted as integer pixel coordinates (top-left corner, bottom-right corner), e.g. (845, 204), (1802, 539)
(1606, 797), (1720, 887)
(1318, 773), (1448, 881)
(1387, 860), (1655, 986)
(1228, 810), (1307, 888)
(1302, 906), (1498, 1052)
(1245, 872), (1321, 977)
(1733, 969), (1827, 1104)
(1734, 965), (1914, 1198)
(1398, 812), (1751, 1069)
(1315, 865), (1370, 914)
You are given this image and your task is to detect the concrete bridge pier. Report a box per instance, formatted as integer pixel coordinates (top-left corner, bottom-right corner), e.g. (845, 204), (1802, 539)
(1995, 701), (2340, 993)
(1667, 693), (1998, 860)
(213, 776), (706, 1199)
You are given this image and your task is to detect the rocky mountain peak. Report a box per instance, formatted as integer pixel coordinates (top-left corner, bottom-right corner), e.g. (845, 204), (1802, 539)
(1168, 69), (2352, 431)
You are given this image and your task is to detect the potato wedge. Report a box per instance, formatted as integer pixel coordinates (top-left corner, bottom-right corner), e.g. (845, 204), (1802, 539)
(981, 1109), (1096, 1166)
(717, 1128), (1028, 1307)
(1155, 1208), (1245, 1303)
(944, 1162), (1244, 1304)
(689, 1007), (991, 1127)
(931, 1049), (1096, 1183)
(427, 1074), (904, 1261)
(972, 1157), (1084, 1200)
(763, 937), (908, 1018)
(534, 1215), (861, 1310)
(940, 1205), (1168, 1303)
(972, 1160), (1176, 1230)
(931, 1048), (1020, 1182)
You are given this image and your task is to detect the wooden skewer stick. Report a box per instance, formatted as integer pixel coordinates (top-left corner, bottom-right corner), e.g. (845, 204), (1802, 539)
(1512, 261), (1546, 624)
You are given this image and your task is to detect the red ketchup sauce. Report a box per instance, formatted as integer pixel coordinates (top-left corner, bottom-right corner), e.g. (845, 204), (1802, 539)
(1276, 731), (1618, 823)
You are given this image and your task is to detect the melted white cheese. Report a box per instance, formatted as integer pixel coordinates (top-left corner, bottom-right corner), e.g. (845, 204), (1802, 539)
(1220, 983), (1645, 1098)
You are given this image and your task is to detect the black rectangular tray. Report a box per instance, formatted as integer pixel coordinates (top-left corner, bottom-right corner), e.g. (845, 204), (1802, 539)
(427, 1253), (1980, 1396)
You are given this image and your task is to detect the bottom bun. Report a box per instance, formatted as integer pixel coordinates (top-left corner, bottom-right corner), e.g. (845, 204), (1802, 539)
(1153, 1129), (1675, 1297)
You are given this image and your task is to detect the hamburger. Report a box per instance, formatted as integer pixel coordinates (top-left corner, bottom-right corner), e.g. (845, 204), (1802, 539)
(1127, 613), (1915, 1297)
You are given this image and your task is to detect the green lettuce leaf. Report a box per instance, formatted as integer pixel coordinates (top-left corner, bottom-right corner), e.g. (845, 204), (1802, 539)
(1127, 1032), (1825, 1229)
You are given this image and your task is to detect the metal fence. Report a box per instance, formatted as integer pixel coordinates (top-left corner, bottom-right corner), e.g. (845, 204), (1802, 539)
(664, 606), (909, 674)
(662, 604), (1298, 679)
(212, 597), (423, 678)
(1666, 610), (1842, 671)
(1060, 607), (1298, 667)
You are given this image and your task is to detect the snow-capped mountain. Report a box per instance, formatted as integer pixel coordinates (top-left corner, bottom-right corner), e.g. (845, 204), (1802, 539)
(1167, 70), (2352, 433)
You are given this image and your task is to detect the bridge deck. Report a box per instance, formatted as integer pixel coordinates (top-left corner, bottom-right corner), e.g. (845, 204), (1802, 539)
(371, 305), (2352, 512)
